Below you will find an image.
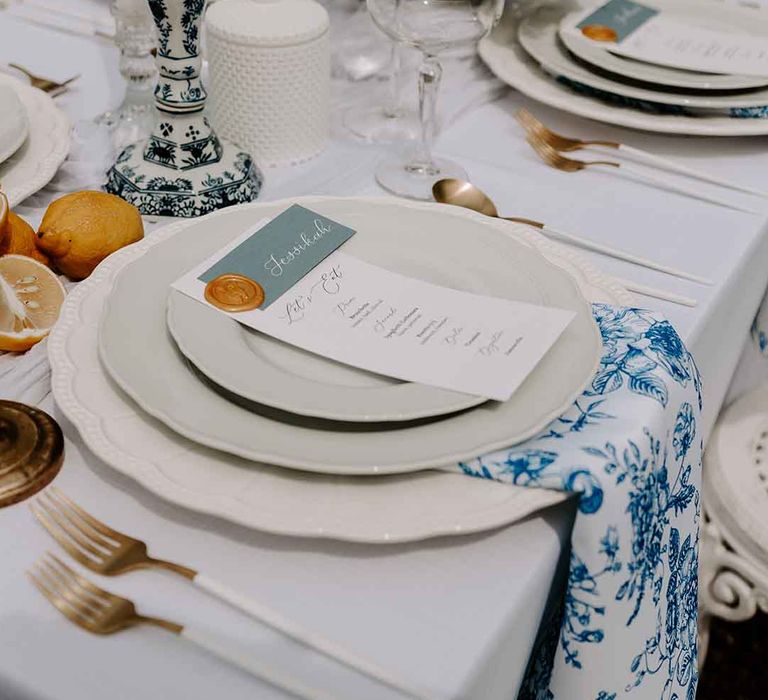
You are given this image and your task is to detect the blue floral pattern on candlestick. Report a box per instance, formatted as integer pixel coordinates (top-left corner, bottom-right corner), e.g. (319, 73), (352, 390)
(181, 0), (204, 55)
(451, 304), (701, 699)
(147, 0), (171, 55)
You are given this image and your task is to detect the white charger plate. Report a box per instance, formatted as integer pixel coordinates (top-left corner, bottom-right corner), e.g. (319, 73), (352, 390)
(561, 0), (768, 81)
(0, 83), (28, 166)
(520, 11), (768, 112)
(0, 74), (70, 207)
(100, 197), (602, 476)
(49, 202), (631, 544)
(479, 16), (768, 136)
(167, 290), (485, 423)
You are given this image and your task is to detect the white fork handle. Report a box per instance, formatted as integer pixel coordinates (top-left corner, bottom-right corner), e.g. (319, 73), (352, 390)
(194, 574), (433, 700)
(538, 223), (712, 285)
(182, 626), (338, 700)
(604, 162), (762, 214)
(617, 144), (768, 199)
(614, 277), (698, 307)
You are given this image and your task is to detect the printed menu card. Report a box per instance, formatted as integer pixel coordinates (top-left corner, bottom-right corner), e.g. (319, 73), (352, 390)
(564, 0), (768, 78)
(172, 205), (575, 401)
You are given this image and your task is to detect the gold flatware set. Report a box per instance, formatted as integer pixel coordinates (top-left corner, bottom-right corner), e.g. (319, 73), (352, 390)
(28, 551), (338, 700)
(518, 109), (762, 214)
(28, 488), (432, 700)
(517, 108), (768, 200)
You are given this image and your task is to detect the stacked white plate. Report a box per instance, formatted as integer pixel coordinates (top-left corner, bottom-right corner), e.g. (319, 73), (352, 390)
(0, 74), (70, 206)
(479, 0), (768, 136)
(49, 197), (633, 544)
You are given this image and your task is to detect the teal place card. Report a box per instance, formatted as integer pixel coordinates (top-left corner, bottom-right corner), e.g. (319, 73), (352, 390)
(198, 204), (356, 309)
(577, 0), (658, 42)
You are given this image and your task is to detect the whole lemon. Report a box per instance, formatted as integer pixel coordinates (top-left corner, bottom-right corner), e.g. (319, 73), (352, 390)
(37, 191), (144, 280)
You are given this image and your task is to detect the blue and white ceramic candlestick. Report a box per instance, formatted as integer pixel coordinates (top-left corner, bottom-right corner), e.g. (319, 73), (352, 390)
(105, 0), (263, 217)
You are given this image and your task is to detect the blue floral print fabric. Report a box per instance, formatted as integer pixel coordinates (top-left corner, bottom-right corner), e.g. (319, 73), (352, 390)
(448, 305), (702, 699)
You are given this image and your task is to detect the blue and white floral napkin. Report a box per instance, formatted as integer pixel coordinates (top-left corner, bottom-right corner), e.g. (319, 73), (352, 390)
(447, 305), (702, 700)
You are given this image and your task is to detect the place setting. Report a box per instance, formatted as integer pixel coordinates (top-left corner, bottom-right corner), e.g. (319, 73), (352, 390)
(479, 0), (768, 135)
(4, 0), (768, 698)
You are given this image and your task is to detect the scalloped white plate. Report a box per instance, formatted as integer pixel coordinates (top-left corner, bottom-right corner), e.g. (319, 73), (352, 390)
(479, 17), (768, 136)
(0, 83), (28, 166)
(100, 198), (603, 475)
(0, 74), (70, 207)
(49, 199), (631, 543)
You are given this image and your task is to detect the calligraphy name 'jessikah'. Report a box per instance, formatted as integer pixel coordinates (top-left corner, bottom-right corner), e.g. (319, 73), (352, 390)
(264, 218), (333, 277)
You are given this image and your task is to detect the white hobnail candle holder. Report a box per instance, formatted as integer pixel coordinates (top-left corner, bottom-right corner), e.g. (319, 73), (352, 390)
(205, 0), (330, 167)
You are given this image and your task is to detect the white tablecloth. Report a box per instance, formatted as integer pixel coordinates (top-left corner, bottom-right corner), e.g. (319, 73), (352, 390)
(1, 2), (768, 699)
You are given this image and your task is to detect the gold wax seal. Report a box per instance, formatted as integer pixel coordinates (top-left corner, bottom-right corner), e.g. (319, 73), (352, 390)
(0, 400), (64, 508)
(581, 24), (618, 42)
(204, 273), (265, 312)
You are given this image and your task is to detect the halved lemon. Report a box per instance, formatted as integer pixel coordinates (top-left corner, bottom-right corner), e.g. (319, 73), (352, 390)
(0, 191), (8, 233)
(0, 254), (66, 352)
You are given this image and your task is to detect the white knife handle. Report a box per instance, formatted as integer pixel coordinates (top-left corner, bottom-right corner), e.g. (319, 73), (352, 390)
(181, 626), (337, 700)
(609, 161), (761, 215)
(539, 224), (712, 285)
(614, 277), (698, 307)
(618, 144), (768, 200)
(193, 574), (433, 700)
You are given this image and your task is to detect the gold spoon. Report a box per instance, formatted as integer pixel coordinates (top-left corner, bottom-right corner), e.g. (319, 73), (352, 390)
(432, 178), (704, 305)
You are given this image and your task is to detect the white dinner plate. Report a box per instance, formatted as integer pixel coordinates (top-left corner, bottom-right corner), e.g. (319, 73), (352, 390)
(557, 0), (768, 90)
(561, 0), (768, 80)
(0, 83), (28, 166)
(99, 197), (603, 476)
(50, 203), (631, 543)
(479, 15), (768, 136)
(0, 74), (70, 207)
(519, 11), (768, 112)
(559, 26), (768, 92)
(167, 290), (485, 423)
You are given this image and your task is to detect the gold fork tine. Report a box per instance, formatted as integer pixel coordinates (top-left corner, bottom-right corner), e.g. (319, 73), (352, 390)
(50, 487), (125, 542)
(526, 134), (620, 170)
(27, 568), (93, 628)
(32, 499), (111, 561)
(31, 501), (97, 567)
(36, 557), (104, 618)
(516, 108), (619, 151)
(43, 490), (118, 550)
(44, 553), (114, 608)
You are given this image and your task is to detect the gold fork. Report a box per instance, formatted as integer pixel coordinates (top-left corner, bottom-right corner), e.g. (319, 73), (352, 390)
(8, 63), (79, 95)
(524, 132), (759, 214)
(28, 552), (335, 700)
(516, 108), (768, 200)
(31, 488), (431, 700)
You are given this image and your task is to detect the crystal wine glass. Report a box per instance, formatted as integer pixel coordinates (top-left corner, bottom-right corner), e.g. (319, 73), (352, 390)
(366, 0), (503, 199)
(96, 0), (157, 149)
(343, 39), (419, 143)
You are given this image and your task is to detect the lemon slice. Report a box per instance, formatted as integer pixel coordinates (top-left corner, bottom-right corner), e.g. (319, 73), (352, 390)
(0, 254), (66, 352)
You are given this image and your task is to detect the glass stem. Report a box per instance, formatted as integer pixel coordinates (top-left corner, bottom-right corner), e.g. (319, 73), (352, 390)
(411, 53), (442, 173)
(383, 40), (402, 119)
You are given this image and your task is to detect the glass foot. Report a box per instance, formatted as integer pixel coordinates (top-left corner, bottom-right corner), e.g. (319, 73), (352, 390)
(375, 154), (468, 201)
(344, 104), (419, 143)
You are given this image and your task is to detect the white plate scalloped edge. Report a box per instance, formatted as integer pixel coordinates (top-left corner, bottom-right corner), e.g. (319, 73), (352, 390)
(479, 17), (768, 137)
(48, 197), (632, 543)
(0, 74), (71, 207)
